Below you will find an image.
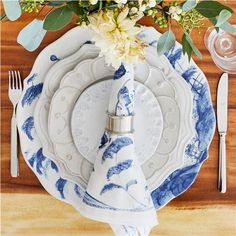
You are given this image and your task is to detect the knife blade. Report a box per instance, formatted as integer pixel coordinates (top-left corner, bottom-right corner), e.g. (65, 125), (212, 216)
(217, 72), (228, 193)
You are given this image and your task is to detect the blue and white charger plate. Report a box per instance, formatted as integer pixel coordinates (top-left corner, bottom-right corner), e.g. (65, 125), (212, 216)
(17, 26), (215, 209)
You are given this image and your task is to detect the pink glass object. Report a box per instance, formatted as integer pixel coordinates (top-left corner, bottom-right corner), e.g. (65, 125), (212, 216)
(204, 26), (236, 74)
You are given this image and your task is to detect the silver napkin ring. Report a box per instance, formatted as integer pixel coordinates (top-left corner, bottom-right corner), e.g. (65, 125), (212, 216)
(106, 113), (134, 134)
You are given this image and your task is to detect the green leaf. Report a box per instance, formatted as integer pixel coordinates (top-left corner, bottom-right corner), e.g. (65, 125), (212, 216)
(209, 17), (217, 25)
(195, 1), (233, 18)
(43, 6), (73, 31)
(99, 0), (103, 10)
(182, 0), (197, 12)
(157, 30), (176, 56)
(220, 21), (236, 33)
(2, 0), (21, 21)
(47, 1), (66, 6)
(182, 33), (193, 61)
(67, 1), (84, 15)
(184, 33), (202, 59)
(107, 3), (118, 10)
(79, 0), (90, 7)
(17, 19), (47, 51)
(216, 9), (232, 27)
(208, 17), (219, 32)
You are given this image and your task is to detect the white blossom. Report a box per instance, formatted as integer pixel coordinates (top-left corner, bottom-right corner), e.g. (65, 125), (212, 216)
(88, 8), (145, 68)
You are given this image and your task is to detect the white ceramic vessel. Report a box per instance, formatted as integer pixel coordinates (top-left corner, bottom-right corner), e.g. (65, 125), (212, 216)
(47, 52), (194, 191)
(17, 26), (215, 211)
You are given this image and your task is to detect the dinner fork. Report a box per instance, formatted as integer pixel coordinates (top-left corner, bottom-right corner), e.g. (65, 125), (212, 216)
(8, 70), (23, 177)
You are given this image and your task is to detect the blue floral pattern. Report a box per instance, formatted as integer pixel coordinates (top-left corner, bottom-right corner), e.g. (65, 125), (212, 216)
(102, 137), (133, 163)
(21, 83), (43, 107)
(22, 116), (34, 141)
(26, 73), (38, 84)
(116, 80), (134, 115)
(50, 54), (60, 61)
(28, 148), (46, 175)
(17, 27), (215, 216)
(99, 131), (111, 149)
(106, 160), (133, 180)
(114, 64), (126, 80)
(55, 178), (67, 199)
(141, 29), (215, 208)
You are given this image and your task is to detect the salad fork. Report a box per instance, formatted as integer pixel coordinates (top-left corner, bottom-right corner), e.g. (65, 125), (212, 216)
(8, 70), (23, 177)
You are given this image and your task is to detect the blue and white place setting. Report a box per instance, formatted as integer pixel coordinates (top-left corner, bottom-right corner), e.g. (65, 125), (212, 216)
(4, 0), (235, 235)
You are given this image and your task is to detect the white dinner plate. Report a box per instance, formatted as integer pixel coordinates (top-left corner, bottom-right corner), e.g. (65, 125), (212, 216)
(47, 52), (194, 191)
(17, 26), (215, 210)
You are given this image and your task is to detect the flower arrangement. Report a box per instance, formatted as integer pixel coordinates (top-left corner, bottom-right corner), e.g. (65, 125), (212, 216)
(2, 0), (235, 66)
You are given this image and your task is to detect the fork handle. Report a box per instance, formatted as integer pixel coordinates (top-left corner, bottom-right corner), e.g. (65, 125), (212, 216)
(11, 116), (19, 177)
(218, 132), (226, 193)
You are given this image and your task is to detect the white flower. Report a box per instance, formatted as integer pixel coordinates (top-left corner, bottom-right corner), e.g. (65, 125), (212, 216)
(89, 0), (98, 5)
(169, 6), (177, 14)
(130, 7), (138, 14)
(114, 0), (128, 4)
(147, 0), (156, 8)
(88, 8), (145, 68)
(171, 13), (181, 21)
(176, 7), (183, 14)
(169, 6), (182, 22)
(139, 4), (147, 12)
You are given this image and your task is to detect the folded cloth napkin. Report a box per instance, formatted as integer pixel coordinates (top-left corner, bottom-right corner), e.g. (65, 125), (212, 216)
(80, 64), (158, 236)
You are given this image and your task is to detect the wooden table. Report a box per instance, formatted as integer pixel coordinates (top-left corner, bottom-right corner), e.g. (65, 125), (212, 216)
(1, 3), (236, 236)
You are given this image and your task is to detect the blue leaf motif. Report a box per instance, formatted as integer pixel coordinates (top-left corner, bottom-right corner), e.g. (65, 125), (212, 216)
(21, 83), (43, 107)
(74, 184), (82, 198)
(182, 66), (197, 81)
(116, 81), (134, 115)
(27, 73), (38, 84)
(99, 131), (111, 149)
(50, 160), (59, 172)
(50, 55), (60, 61)
(165, 48), (182, 68)
(22, 116), (34, 141)
(107, 160), (133, 180)
(114, 64), (126, 80)
(55, 178), (67, 199)
(125, 179), (138, 191)
(102, 137), (133, 163)
(100, 183), (123, 195)
(151, 164), (199, 208)
(28, 148), (46, 175)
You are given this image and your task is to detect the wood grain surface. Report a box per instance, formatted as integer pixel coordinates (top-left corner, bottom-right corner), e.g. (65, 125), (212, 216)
(1, 2), (236, 236)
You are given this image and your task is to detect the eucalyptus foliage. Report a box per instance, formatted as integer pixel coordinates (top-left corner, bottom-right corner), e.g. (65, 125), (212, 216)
(1, 0), (235, 60)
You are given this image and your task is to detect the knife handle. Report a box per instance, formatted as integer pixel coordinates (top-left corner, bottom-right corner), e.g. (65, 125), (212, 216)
(218, 132), (226, 193)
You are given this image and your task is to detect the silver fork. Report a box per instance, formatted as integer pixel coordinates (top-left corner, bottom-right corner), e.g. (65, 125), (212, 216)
(8, 70), (23, 177)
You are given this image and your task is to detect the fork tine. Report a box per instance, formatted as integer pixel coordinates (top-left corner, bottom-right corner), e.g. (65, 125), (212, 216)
(11, 71), (15, 89)
(8, 71), (11, 89)
(17, 71), (22, 90)
(14, 71), (18, 89)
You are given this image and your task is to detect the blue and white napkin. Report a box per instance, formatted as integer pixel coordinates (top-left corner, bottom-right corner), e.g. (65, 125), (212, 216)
(80, 64), (158, 236)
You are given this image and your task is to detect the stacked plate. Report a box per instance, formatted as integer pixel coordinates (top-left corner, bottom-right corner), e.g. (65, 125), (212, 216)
(17, 27), (215, 211)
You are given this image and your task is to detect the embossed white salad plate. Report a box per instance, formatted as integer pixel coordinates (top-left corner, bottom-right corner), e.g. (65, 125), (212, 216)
(17, 26), (215, 211)
(47, 52), (194, 191)
(71, 79), (163, 165)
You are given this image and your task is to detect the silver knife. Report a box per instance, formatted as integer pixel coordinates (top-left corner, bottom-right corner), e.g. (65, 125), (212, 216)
(217, 73), (228, 193)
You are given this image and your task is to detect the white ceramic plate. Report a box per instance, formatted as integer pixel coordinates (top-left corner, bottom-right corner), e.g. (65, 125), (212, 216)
(71, 79), (163, 165)
(17, 26), (215, 210)
(47, 52), (194, 191)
